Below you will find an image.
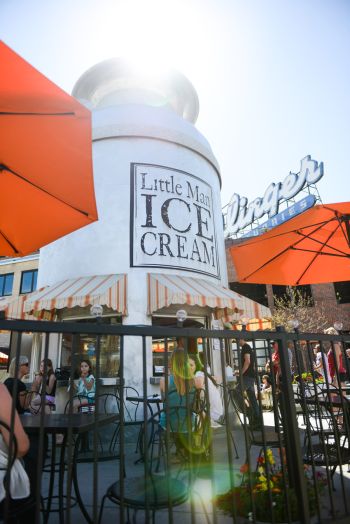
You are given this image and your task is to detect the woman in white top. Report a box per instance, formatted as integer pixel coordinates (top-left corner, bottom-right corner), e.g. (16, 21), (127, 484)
(189, 354), (224, 425)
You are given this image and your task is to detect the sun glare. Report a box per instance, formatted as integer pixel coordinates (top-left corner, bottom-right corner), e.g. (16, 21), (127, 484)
(93, 0), (211, 77)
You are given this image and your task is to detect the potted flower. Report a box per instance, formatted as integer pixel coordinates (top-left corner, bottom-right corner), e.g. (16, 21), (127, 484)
(214, 449), (327, 523)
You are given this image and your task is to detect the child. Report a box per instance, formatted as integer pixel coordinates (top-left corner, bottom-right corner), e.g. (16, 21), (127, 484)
(260, 374), (273, 409)
(73, 359), (95, 412)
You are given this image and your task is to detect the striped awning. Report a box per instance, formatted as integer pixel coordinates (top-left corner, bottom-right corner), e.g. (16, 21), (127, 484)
(221, 296), (271, 331)
(147, 273), (244, 314)
(240, 296), (271, 320)
(229, 318), (272, 331)
(23, 274), (128, 316)
(0, 293), (44, 320)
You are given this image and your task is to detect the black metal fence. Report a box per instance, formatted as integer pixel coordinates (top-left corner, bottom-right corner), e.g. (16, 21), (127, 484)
(0, 318), (349, 524)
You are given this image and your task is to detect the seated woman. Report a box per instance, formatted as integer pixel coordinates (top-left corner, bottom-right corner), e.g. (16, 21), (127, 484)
(0, 384), (32, 523)
(159, 349), (202, 459)
(31, 358), (57, 411)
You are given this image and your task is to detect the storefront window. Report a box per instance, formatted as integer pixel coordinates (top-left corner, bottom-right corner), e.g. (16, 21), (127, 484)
(151, 315), (206, 376)
(61, 316), (121, 378)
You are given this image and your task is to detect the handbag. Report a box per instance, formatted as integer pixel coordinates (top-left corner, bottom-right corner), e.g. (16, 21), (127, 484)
(0, 435), (30, 502)
(55, 368), (70, 381)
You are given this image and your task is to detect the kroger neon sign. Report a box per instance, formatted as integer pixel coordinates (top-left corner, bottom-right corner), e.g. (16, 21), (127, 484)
(225, 156), (324, 235)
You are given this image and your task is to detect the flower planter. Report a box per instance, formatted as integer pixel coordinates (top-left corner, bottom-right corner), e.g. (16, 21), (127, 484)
(217, 511), (318, 524)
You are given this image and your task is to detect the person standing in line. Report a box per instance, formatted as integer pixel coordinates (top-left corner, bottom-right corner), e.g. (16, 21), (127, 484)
(313, 344), (331, 384)
(269, 341), (293, 386)
(324, 327), (347, 388)
(236, 338), (261, 429)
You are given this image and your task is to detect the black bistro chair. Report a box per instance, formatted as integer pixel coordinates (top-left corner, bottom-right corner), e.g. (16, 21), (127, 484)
(98, 406), (211, 524)
(229, 387), (283, 464)
(302, 396), (350, 487)
(115, 386), (152, 457)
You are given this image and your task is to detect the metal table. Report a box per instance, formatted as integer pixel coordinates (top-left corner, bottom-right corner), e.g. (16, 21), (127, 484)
(21, 413), (118, 524)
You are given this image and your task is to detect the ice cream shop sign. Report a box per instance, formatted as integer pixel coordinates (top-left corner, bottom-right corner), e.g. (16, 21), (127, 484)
(131, 163), (219, 278)
(224, 155), (324, 237)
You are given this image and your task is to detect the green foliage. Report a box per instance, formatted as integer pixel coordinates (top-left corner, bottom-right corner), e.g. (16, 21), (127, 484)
(214, 449), (327, 522)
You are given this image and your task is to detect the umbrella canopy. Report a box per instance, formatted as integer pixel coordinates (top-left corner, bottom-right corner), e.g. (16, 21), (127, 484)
(229, 202), (350, 285)
(0, 41), (98, 256)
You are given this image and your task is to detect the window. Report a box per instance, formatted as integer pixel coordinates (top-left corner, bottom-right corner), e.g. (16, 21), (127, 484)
(151, 316), (207, 376)
(0, 273), (14, 297)
(229, 282), (268, 307)
(61, 316), (121, 378)
(272, 284), (313, 305)
(20, 270), (38, 294)
(334, 281), (350, 304)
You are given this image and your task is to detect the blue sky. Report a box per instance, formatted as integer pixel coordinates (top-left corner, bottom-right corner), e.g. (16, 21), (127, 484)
(1, 0), (349, 208)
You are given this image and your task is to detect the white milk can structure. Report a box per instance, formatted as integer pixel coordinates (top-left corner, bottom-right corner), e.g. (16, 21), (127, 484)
(37, 58), (241, 387)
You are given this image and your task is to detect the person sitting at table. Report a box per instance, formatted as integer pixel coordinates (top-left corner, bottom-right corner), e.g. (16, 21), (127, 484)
(73, 359), (96, 412)
(31, 358), (57, 411)
(4, 356), (30, 414)
(0, 384), (31, 523)
(4, 359), (46, 523)
(159, 349), (202, 461)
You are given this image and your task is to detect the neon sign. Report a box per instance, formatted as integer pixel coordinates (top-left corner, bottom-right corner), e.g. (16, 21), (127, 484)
(225, 156), (324, 235)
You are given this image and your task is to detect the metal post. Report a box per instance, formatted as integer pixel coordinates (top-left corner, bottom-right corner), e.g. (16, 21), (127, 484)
(277, 326), (310, 524)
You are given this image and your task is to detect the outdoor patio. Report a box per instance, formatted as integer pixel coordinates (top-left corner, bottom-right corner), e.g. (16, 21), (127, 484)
(42, 411), (350, 523)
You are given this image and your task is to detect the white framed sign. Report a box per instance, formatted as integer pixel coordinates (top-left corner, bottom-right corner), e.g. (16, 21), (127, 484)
(130, 163), (220, 278)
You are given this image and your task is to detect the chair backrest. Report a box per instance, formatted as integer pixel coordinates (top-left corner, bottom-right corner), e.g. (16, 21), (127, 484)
(160, 389), (210, 460)
(142, 403), (210, 475)
(25, 391), (46, 415)
(115, 386), (148, 422)
(96, 393), (120, 414)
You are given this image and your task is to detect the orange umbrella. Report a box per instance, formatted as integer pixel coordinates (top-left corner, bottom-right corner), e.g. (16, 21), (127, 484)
(229, 202), (350, 285)
(0, 41), (98, 256)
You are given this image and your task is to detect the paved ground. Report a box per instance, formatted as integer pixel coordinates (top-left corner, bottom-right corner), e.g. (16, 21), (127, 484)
(41, 411), (350, 523)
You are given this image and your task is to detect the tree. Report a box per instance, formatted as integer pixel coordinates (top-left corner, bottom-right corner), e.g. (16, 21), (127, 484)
(271, 287), (329, 333)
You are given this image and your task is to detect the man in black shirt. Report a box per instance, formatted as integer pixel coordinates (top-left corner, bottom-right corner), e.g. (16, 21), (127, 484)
(236, 339), (261, 428)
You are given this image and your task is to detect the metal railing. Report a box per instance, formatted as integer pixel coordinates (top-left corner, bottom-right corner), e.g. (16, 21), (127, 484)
(0, 317), (349, 523)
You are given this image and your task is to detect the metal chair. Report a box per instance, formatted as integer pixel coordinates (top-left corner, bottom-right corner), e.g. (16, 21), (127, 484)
(98, 406), (210, 524)
(229, 386), (283, 465)
(302, 397), (350, 486)
(115, 386), (150, 457)
(96, 393), (121, 455)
